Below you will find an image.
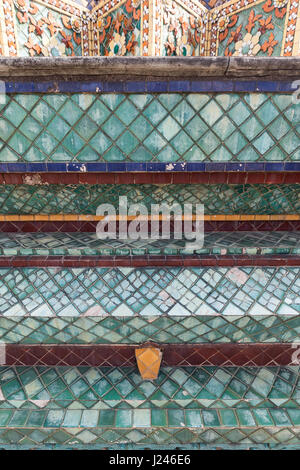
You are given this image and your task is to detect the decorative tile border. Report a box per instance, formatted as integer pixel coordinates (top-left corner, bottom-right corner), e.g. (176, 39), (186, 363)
(2, 343), (297, 366)
(1, 90), (298, 164)
(0, 254), (299, 265)
(1, 172), (300, 184)
(284, 0), (299, 55)
(2, 79), (296, 92)
(0, 219), (300, 232)
(0, 365), (299, 408)
(0, 214), (300, 221)
(2, 0), (18, 56)
(1, 162), (300, 172)
(1, 0), (300, 57)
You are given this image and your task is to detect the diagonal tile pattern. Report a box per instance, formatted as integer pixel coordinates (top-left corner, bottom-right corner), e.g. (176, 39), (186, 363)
(0, 184), (299, 214)
(0, 231), (298, 256)
(0, 267), (297, 317)
(0, 314), (298, 344)
(0, 366), (299, 446)
(1, 93), (299, 162)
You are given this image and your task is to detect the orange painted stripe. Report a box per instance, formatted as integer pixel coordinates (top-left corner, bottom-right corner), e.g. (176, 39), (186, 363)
(0, 214), (300, 222)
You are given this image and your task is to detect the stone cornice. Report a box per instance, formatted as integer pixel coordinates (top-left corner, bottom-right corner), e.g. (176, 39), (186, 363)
(0, 56), (300, 80)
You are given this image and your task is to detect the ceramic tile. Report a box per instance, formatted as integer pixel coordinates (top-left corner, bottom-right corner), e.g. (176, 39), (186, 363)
(0, 184), (299, 215)
(0, 267), (296, 319)
(0, 93), (298, 162)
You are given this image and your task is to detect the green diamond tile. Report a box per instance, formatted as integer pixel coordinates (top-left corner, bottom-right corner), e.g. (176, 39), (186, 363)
(201, 100), (223, 126)
(87, 100), (111, 126)
(35, 131), (58, 154)
(102, 116), (125, 140)
(0, 119), (16, 140)
(62, 130), (85, 154)
(74, 115), (98, 140)
(116, 131), (139, 153)
(19, 117), (43, 141)
(58, 101), (82, 126)
(115, 100), (139, 125)
(31, 101), (55, 126)
(256, 101), (280, 126)
(253, 132), (275, 155)
(7, 132), (31, 155)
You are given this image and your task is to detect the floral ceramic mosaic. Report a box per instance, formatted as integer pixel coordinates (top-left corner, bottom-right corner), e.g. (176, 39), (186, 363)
(0, 0), (299, 56)
(96, 0), (142, 56)
(211, 0), (294, 56)
(1, 0), (300, 450)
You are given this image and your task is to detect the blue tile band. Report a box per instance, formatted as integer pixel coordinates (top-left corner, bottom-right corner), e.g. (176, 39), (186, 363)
(3, 80), (296, 94)
(2, 162), (300, 173)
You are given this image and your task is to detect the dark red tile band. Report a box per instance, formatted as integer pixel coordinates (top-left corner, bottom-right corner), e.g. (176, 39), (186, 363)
(1, 221), (300, 232)
(0, 255), (300, 267)
(2, 172), (300, 185)
(4, 344), (296, 367)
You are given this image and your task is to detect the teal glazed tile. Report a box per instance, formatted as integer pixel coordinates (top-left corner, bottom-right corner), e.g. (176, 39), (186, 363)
(1, 183), (300, 215)
(0, 267), (298, 321)
(133, 410), (151, 427)
(0, 366), (298, 445)
(99, 410), (115, 427)
(185, 410), (202, 428)
(219, 409), (238, 427)
(0, 92), (299, 162)
(151, 409), (167, 427)
(202, 410), (220, 427)
(1, 231), (300, 257)
(168, 409), (185, 427)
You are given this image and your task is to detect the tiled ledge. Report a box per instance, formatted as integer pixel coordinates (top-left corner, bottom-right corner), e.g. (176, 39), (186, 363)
(0, 231), (298, 257)
(0, 365), (298, 409)
(0, 220), (298, 232)
(1, 255), (300, 266)
(0, 428), (298, 448)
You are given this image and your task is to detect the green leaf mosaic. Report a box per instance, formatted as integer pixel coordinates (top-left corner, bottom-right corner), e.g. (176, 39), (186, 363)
(0, 366), (299, 446)
(0, 93), (298, 162)
(0, 266), (299, 317)
(1, 183), (299, 214)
